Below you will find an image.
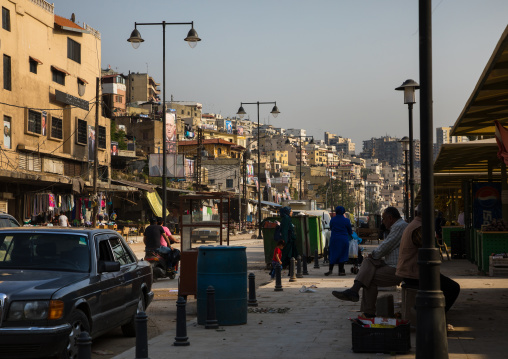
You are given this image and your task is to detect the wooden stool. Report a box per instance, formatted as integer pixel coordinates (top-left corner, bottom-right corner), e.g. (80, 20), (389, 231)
(401, 285), (418, 329)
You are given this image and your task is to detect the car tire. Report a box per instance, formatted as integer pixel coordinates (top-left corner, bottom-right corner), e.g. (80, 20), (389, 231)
(59, 310), (90, 359)
(121, 294), (146, 337)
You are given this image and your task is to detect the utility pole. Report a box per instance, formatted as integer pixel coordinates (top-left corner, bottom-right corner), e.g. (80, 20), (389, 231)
(92, 77), (100, 228)
(242, 154), (247, 231)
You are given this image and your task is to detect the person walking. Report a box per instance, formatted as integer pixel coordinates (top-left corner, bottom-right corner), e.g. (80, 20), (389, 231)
(325, 206), (352, 276)
(279, 206), (298, 268)
(332, 207), (408, 317)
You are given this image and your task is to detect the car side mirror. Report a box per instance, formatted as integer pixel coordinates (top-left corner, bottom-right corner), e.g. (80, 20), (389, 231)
(98, 260), (121, 273)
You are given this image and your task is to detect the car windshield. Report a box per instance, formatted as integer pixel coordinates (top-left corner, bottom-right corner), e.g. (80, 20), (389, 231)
(0, 233), (90, 272)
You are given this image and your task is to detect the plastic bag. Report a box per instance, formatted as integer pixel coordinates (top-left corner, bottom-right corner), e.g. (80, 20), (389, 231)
(349, 239), (359, 258)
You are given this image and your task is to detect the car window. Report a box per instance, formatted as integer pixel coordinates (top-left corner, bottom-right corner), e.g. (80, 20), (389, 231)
(108, 236), (134, 265)
(0, 218), (19, 227)
(0, 233), (89, 272)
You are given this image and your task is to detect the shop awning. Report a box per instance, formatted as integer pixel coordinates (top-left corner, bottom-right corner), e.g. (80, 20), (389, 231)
(111, 179), (156, 193)
(451, 25), (508, 136)
(433, 139), (502, 188)
(145, 190), (169, 218)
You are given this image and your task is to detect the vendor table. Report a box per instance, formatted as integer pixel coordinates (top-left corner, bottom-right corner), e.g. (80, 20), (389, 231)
(475, 231), (508, 273)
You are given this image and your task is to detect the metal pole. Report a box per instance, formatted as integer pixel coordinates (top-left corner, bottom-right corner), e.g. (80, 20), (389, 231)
(162, 22), (167, 225)
(257, 102), (262, 239)
(92, 78), (100, 228)
(404, 150), (409, 220)
(408, 102), (415, 222)
(299, 137), (302, 200)
(416, 1), (448, 357)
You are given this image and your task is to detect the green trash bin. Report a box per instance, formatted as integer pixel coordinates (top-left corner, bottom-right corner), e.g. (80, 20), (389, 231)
(262, 216), (323, 267)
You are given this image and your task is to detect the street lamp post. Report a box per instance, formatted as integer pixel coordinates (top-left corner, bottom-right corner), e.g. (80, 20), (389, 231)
(395, 79), (419, 221)
(399, 136), (410, 220)
(417, 1), (448, 357)
(298, 135), (313, 200)
(237, 102), (280, 239)
(128, 21), (200, 225)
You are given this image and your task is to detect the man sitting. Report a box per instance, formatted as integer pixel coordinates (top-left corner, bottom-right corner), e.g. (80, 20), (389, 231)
(157, 219), (180, 272)
(144, 218), (173, 273)
(397, 204), (460, 312)
(332, 206), (408, 317)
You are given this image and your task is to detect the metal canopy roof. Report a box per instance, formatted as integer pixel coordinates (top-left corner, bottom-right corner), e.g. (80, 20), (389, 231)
(451, 25), (508, 136)
(433, 139), (502, 188)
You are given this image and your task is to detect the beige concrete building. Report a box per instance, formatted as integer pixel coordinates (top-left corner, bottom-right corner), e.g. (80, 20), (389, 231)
(127, 72), (160, 103)
(0, 1), (110, 220)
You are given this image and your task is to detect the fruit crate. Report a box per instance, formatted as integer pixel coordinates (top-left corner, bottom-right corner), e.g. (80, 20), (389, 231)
(351, 321), (411, 354)
(489, 256), (508, 277)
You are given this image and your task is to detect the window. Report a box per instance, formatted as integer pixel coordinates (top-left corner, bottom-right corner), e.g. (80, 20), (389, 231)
(67, 38), (81, 64)
(28, 110), (42, 134)
(98, 125), (106, 149)
(76, 119), (87, 145)
(226, 179), (234, 188)
(51, 116), (63, 140)
(52, 67), (66, 85)
(2, 7), (10, 31)
(3, 116), (11, 149)
(29, 58), (38, 74)
(181, 110), (184, 114)
(3, 55), (11, 91)
(109, 237), (133, 265)
(77, 78), (86, 96)
(209, 179), (215, 185)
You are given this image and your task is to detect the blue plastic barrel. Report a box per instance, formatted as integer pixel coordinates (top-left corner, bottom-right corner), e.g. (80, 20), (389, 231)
(197, 246), (247, 325)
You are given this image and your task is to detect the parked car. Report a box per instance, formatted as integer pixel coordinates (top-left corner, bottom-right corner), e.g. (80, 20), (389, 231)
(190, 221), (227, 243)
(0, 213), (20, 227)
(0, 228), (153, 359)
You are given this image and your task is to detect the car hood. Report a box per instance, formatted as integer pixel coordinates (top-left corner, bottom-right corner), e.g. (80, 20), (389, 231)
(0, 270), (88, 300)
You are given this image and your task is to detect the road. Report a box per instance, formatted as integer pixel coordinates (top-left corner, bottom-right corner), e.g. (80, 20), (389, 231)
(90, 233), (267, 358)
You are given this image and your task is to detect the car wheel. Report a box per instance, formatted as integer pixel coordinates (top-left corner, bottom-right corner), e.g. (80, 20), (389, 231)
(60, 310), (90, 359)
(121, 294), (146, 337)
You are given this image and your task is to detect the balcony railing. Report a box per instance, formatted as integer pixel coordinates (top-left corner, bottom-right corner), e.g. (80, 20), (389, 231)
(30, 0), (54, 13)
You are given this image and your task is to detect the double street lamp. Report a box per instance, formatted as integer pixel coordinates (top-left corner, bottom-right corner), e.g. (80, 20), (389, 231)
(395, 79), (419, 221)
(128, 21), (200, 225)
(399, 136), (410, 220)
(237, 102), (280, 239)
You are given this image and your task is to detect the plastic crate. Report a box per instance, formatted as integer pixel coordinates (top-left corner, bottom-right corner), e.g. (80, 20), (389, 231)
(351, 321), (411, 354)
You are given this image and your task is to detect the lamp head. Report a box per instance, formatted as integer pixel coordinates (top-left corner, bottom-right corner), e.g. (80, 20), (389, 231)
(184, 27), (201, 49)
(395, 79), (420, 104)
(127, 28), (144, 49)
(270, 105), (280, 118)
(237, 105), (246, 119)
(399, 136), (410, 151)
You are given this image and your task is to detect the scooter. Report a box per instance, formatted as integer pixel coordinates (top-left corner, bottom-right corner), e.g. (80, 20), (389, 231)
(144, 250), (176, 281)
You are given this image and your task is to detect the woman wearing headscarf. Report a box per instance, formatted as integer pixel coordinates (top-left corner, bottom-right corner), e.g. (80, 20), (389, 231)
(325, 206), (352, 276)
(279, 206), (298, 268)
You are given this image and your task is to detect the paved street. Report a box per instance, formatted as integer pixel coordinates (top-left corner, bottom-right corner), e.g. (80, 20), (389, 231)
(106, 234), (508, 359)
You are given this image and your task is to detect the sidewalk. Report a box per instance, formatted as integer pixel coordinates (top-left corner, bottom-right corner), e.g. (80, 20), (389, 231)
(114, 245), (508, 359)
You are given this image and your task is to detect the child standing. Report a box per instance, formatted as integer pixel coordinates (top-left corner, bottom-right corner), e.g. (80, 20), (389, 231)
(270, 240), (285, 279)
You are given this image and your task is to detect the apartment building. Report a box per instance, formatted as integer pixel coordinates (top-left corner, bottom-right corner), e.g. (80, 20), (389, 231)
(1, 1), (110, 219)
(127, 72), (160, 103)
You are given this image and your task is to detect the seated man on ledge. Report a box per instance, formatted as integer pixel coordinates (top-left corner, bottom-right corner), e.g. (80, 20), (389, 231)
(332, 206), (408, 317)
(397, 204), (460, 312)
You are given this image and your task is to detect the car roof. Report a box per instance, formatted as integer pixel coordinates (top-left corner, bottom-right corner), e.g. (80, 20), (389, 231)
(0, 227), (121, 235)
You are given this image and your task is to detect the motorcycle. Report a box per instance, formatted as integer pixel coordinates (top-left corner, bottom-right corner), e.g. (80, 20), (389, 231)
(144, 250), (176, 281)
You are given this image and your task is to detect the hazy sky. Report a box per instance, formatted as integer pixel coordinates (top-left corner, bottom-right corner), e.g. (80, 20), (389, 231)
(50, 0), (508, 149)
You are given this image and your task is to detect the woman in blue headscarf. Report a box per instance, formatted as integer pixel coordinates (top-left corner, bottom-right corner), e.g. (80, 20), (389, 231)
(325, 206), (352, 276)
(279, 206), (298, 267)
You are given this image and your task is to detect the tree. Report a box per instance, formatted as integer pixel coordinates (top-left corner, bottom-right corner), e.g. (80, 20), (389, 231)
(317, 179), (356, 213)
(110, 119), (127, 150)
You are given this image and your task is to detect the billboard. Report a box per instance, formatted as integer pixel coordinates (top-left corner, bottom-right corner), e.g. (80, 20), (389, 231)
(148, 153), (185, 178)
(185, 158), (194, 179)
(111, 141), (118, 156)
(473, 182), (502, 229)
(247, 164), (254, 177)
(165, 111), (177, 154)
(225, 120), (233, 134)
(237, 126), (244, 136)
